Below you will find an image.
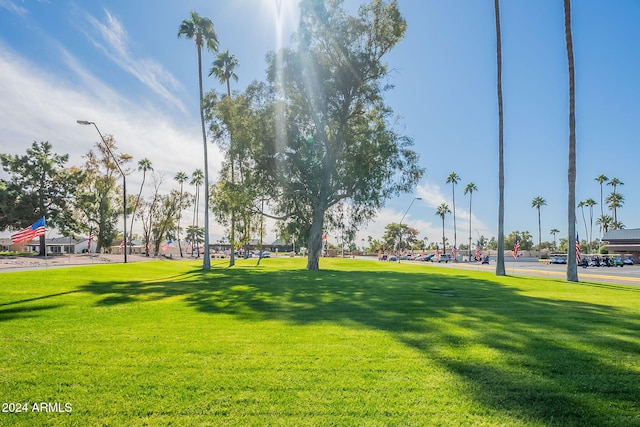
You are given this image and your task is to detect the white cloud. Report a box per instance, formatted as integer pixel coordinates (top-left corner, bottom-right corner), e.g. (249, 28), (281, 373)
(0, 0), (27, 16)
(354, 180), (494, 247)
(80, 8), (189, 115)
(0, 40), (224, 238)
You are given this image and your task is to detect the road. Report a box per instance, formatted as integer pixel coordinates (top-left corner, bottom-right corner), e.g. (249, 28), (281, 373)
(408, 258), (640, 286)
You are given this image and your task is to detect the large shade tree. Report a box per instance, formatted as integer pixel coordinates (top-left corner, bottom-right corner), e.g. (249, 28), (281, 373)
(78, 136), (131, 253)
(382, 222), (418, 253)
(263, 0), (424, 270)
(178, 11), (218, 270)
(0, 141), (85, 255)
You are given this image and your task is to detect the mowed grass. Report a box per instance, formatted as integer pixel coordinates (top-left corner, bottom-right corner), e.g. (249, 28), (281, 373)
(1, 258), (639, 426)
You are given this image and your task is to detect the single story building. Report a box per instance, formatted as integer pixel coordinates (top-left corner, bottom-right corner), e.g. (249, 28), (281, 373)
(24, 237), (98, 254)
(601, 228), (640, 260)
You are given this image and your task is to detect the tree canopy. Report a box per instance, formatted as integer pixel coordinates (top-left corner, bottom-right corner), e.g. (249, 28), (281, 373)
(261, 0), (424, 269)
(0, 141), (85, 254)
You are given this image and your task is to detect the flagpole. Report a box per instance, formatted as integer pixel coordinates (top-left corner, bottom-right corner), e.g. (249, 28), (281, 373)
(44, 217), (48, 270)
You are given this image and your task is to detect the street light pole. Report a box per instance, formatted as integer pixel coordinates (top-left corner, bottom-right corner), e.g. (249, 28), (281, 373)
(77, 120), (127, 263)
(398, 197), (422, 261)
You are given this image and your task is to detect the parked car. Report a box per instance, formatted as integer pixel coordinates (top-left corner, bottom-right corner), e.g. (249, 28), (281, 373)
(388, 255), (398, 262)
(612, 256), (624, 267)
(258, 250), (271, 258)
(623, 256), (634, 265)
(550, 256), (567, 264)
(433, 254), (453, 263)
(422, 254), (435, 262)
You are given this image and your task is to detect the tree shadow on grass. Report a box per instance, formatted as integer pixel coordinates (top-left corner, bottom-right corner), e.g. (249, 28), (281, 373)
(80, 266), (640, 425)
(0, 290), (81, 321)
(0, 304), (63, 322)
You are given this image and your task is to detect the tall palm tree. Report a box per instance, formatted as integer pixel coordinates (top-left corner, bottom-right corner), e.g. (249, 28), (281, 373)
(435, 203), (451, 255)
(550, 228), (560, 251)
(174, 171), (189, 257)
(605, 192), (624, 225)
(446, 172), (460, 257)
(577, 200), (588, 247)
(606, 177), (624, 223)
(210, 50), (239, 98)
(494, 0), (505, 276)
(190, 169), (204, 257)
(596, 214), (612, 235)
(210, 50), (239, 267)
(607, 177), (623, 194)
(464, 182), (478, 260)
(531, 196), (546, 255)
(178, 11), (218, 270)
(129, 158), (153, 254)
(611, 220), (625, 230)
(595, 174), (608, 238)
(564, 0), (578, 282)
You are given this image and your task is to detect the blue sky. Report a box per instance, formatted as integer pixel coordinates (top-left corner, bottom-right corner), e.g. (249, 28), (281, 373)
(1, 0), (639, 248)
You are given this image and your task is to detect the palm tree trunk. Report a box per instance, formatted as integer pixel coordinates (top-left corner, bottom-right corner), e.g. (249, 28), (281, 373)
(198, 44), (211, 270)
(468, 193), (472, 260)
(177, 182), (184, 257)
(537, 208), (542, 256)
(588, 206), (593, 254)
(495, 0), (505, 275)
(452, 186), (457, 252)
(194, 185), (200, 258)
(441, 217), (446, 255)
(565, 0), (578, 282)
(226, 76), (236, 268)
(230, 160), (236, 267)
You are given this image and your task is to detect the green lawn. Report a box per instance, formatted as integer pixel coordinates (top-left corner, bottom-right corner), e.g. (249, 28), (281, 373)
(1, 258), (639, 426)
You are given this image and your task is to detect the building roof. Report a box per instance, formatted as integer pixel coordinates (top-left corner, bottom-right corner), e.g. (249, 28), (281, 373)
(602, 228), (640, 243)
(46, 237), (82, 244)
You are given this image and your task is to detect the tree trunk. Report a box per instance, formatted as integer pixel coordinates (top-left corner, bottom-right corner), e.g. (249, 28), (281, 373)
(198, 45), (211, 270)
(441, 217), (446, 255)
(39, 234), (46, 257)
(565, 0), (578, 282)
(494, 0), (506, 276)
(306, 205), (326, 270)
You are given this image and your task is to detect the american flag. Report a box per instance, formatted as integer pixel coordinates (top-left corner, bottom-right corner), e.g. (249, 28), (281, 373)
(513, 237), (520, 259)
(11, 217), (46, 244)
(161, 239), (173, 253)
(475, 245), (481, 261)
(452, 246), (457, 262)
(575, 233), (581, 263)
